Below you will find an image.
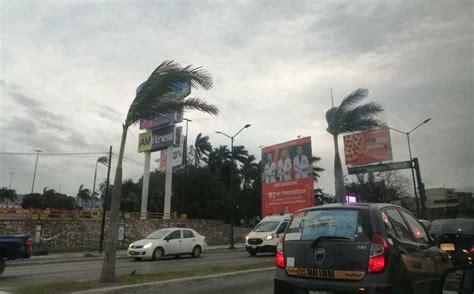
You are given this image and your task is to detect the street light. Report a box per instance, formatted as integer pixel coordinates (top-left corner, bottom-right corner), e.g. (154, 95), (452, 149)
(388, 118), (431, 217)
(31, 150), (42, 195)
(92, 156), (109, 200)
(216, 123), (251, 249)
(183, 118), (192, 216)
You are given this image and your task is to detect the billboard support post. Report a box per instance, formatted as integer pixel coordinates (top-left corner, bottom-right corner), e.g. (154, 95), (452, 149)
(413, 158), (427, 219)
(163, 144), (173, 219)
(407, 134), (421, 217)
(140, 152), (151, 219)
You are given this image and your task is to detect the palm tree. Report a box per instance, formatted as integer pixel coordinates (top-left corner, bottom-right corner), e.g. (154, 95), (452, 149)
(100, 60), (219, 283)
(76, 184), (91, 208)
(326, 88), (385, 203)
(311, 156), (325, 183)
(194, 133), (212, 166)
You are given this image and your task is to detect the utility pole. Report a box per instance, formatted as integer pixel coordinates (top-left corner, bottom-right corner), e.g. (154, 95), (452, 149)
(31, 150), (42, 195)
(8, 172), (15, 189)
(183, 118), (191, 215)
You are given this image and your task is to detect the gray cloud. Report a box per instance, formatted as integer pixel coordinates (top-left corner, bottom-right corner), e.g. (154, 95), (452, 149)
(0, 0), (472, 196)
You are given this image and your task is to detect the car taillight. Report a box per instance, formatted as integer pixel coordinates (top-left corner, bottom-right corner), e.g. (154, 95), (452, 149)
(368, 234), (388, 273)
(25, 238), (33, 249)
(470, 245), (474, 255)
(275, 236), (285, 268)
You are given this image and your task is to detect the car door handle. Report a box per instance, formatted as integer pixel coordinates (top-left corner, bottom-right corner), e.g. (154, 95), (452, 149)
(178, 240), (182, 242)
(192, 239), (195, 241)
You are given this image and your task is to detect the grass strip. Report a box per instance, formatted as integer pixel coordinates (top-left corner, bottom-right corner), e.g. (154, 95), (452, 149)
(12, 260), (273, 294)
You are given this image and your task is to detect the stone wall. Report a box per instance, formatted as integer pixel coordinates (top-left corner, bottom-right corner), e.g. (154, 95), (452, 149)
(0, 219), (250, 252)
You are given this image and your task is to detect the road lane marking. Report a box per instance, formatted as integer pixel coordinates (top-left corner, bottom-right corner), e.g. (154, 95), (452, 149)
(73, 267), (276, 293)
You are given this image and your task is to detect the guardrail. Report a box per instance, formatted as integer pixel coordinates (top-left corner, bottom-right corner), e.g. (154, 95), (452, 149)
(0, 208), (178, 220)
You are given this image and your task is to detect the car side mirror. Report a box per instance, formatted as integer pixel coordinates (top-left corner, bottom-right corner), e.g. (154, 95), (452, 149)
(440, 266), (474, 294)
(164, 237), (169, 242)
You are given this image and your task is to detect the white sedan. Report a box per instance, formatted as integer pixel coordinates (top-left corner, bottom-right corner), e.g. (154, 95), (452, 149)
(128, 228), (207, 260)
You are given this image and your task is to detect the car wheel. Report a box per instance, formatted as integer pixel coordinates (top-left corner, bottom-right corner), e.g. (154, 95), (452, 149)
(192, 245), (202, 258)
(152, 247), (164, 260)
(134, 257), (142, 261)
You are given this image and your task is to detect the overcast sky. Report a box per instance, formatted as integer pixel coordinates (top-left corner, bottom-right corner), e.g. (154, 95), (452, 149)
(0, 0), (472, 198)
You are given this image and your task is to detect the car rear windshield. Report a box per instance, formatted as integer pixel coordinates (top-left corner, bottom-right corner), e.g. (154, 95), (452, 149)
(429, 219), (474, 235)
(253, 220), (280, 232)
(147, 229), (172, 239)
(286, 209), (371, 242)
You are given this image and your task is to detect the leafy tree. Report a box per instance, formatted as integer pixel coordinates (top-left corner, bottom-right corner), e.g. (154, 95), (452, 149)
(315, 188), (335, 205)
(194, 133), (212, 166)
(312, 156), (325, 183)
(101, 60), (218, 283)
(325, 88), (385, 202)
(22, 189), (75, 210)
(345, 171), (410, 203)
(0, 187), (16, 204)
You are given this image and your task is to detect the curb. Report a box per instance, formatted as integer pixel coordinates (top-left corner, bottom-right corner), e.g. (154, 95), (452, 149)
(74, 266), (275, 293)
(7, 245), (246, 267)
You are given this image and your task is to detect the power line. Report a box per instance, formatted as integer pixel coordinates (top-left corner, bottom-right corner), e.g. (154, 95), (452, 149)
(0, 151), (107, 156)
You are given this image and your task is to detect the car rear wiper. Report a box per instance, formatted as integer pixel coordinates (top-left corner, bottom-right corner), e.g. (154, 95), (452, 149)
(311, 236), (352, 248)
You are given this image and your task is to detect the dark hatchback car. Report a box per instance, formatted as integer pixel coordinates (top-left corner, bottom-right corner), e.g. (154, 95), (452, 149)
(274, 203), (453, 294)
(429, 218), (474, 266)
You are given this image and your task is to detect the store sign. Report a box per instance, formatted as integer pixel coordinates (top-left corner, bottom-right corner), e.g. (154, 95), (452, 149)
(137, 125), (175, 152)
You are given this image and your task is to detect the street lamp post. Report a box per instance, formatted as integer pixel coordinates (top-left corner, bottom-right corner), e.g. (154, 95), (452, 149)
(389, 118), (431, 217)
(183, 118), (192, 216)
(92, 156), (109, 200)
(216, 124), (251, 249)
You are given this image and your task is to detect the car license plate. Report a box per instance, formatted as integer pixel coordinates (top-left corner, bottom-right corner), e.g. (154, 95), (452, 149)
(309, 291), (332, 294)
(129, 251), (138, 255)
(440, 243), (455, 251)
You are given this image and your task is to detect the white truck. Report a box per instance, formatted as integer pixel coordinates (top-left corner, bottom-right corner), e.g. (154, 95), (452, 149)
(245, 214), (292, 256)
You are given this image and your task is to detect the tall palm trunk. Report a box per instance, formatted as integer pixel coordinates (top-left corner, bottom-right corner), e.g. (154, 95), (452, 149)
(333, 134), (346, 203)
(100, 124), (127, 282)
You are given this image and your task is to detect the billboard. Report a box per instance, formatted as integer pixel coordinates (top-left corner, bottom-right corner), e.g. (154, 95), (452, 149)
(138, 125), (175, 153)
(261, 137), (314, 217)
(137, 81), (189, 130)
(139, 112), (183, 130)
(343, 127), (392, 166)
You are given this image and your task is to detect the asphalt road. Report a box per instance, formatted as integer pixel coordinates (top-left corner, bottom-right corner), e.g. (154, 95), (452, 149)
(113, 268), (275, 294)
(0, 250), (274, 289)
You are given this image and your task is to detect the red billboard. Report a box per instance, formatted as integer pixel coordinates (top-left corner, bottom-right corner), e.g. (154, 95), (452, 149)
(343, 127), (392, 166)
(261, 137), (314, 217)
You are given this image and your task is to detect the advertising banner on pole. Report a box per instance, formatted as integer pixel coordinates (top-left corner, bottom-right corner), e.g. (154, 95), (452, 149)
(343, 127), (392, 166)
(137, 125), (175, 153)
(261, 137), (314, 217)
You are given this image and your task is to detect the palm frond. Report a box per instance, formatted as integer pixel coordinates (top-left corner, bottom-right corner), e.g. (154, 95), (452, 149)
(338, 88), (369, 114)
(339, 102), (385, 133)
(125, 60), (216, 126)
(325, 107), (339, 135)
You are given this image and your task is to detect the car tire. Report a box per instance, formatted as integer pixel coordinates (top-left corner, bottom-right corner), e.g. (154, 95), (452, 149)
(152, 247), (164, 260)
(134, 257), (142, 261)
(192, 245), (202, 258)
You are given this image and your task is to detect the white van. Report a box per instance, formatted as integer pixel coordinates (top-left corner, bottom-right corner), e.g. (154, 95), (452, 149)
(245, 214), (292, 256)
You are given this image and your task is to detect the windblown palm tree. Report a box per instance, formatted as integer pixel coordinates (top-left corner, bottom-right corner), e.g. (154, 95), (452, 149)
(326, 88), (385, 203)
(194, 133), (212, 166)
(100, 60), (219, 283)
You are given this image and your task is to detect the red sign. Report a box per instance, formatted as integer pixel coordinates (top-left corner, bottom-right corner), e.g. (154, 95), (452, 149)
(261, 137), (314, 217)
(343, 128), (392, 166)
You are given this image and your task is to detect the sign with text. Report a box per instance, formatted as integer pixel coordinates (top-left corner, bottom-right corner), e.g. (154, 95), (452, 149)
(261, 137), (314, 217)
(347, 160), (412, 174)
(138, 125), (175, 152)
(343, 128), (392, 166)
